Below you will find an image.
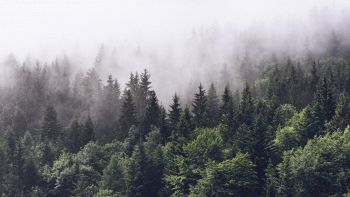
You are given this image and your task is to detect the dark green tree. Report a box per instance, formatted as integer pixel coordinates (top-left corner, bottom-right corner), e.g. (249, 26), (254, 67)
(168, 93), (182, 132)
(159, 107), (170, 143)
(238, 83), (255, 126)
(41, 105), (61, 141)
(100, 155), (126, 195)
(81, 115), (95, 146)
(207, 83), (220, 127)
(177, 107), (193, 139)
(141, 90), (160, 137)
(119, 89), (137, 141)
(68, 118), (82, 153)
(192, 83), (208, 128)
(327, 91), (350, 131)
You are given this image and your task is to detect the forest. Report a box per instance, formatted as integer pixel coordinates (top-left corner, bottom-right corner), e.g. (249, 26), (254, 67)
(0, 50), (350, 197)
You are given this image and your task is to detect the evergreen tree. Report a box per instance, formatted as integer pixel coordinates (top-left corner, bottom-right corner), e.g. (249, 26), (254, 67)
(141, 90), (160, 137)
(100, 155), (126, 195)
(207, 83), (220, 127)
(168, 93), (182, 132)
(81, 115), (95, 146)
(313, 76), (336, 122)
(96, 75), (121, 142)
(192, 83), (208, 128)
(126, 144), (147, 197)
(143, 129), (164, 196)
(82, 68), (102, 105)
(238, 83), (255, 126)
(327, 91), (350, 131)
(12, 108), (27, 138)
(119, 89), (137, 141)
(41, 105), (61, 141)
(220, 85), (236, 140)
(177, 107), (193, 139)
(68, 118), (82, 153)
(159, 107), (170, 143)
(138, 69), (152, 122)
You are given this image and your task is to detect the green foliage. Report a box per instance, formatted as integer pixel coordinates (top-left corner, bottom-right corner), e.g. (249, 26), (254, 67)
(169, 93), (182, 133)
(2, 60), (350, 196)
(185, 128), (224, 167)
(100, 155), (127, 195)
(119, 89), (137, 141)
(41, 105), (61, 141)
(276, 128), (350, 196)
(207, 83), (220, 127)
(190, 153), (258, 197)
(192, 83), (208, 128)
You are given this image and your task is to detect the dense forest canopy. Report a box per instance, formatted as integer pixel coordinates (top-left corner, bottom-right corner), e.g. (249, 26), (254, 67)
(1, 50), (350, 196)
(1, 0), (350, 197)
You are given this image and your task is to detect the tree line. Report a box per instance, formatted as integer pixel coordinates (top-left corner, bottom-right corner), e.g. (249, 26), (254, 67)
(0, 57), (350, 196)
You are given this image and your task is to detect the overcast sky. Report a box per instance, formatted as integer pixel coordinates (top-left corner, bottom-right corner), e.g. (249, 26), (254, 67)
(0, 0), (348, 60)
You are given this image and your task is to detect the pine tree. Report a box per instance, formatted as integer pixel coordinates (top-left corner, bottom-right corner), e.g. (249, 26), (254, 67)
(312, 76), (336, 125)
(68, 118), (82, 153)
(100, 155), (126, 195)
(126, 144), (147, 197)
(238, 83), (255, 126)
(159, 107), (170, 143)
(81, 115), (95, 145)
(82, 68), (102, 105)
(41, 105), (61, 141)
(192, 83), (208, 128)
(207, 83), (220, 127)
(177, 106), (193, 139)
(119, 89), (137, 141)
(143, 129), (164, 196)
(169, 93), (182, 132)
(12, 108), (27, 138)
(138, 69), (152, 121)
(141, 90), (160, 137)
(327, 91), (350, 131)
(127, 72), (140, 98)
(220, 85), (235, 126)
(96, 75), (121, 142)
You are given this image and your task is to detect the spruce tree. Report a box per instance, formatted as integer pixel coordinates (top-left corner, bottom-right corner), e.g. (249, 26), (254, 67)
(192, 83), (208, 128)
(169, 93), (182, 132)
(177, 106), (193, 139)
(159, 107), (170, 143)
(328, 91), (350, 131)
(126, 144), (146, 197)
(141, 90), (160, 137)
(220, 85), (235, 127)
(238, 83), (255, 126)
(312, 76), (336, 126)
(100, 155), (126, 195)
(119, 89), (137, 141)
(96, 75), (121, 142)
(42, 105), (61, 141)
(207, 83), (220, 127)
(12, 108), (27, 138)
(68, 118), (82, 153)
(81, 115), (95, 145)
(138, 69), (152, 121)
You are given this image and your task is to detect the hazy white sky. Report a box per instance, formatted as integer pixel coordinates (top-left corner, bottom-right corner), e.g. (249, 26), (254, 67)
(0, 0), (348, 60)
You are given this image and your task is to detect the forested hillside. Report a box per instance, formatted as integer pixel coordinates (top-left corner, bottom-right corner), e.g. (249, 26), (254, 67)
(0, 55), (350, 196)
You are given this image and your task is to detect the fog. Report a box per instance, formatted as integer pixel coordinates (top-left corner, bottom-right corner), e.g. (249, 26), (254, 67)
(0, 0), (349, 104)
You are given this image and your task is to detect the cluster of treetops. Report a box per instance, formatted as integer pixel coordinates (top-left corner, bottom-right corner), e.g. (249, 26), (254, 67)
(1, 57), (350, 196)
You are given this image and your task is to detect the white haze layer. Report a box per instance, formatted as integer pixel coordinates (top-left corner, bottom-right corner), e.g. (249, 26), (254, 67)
(0, 0), (349, 104)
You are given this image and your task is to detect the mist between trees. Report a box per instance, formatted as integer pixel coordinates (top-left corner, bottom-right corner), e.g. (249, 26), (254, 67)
(1, 45), (350, 196)
(1, 2), (350, 195)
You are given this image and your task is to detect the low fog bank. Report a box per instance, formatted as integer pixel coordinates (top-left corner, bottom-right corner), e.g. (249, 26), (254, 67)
(0, 1), (350, 105)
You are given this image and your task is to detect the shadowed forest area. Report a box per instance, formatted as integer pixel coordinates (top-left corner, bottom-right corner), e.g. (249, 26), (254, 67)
(1, 1), (350, 197)
(1, 50), (350, 196)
